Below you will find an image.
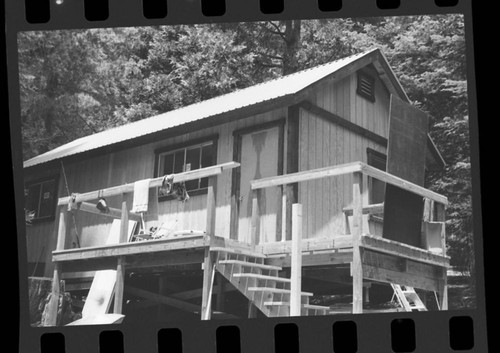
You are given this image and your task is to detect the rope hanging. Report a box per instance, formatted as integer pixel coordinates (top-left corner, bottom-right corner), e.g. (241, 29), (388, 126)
(61, 161), (81, 248)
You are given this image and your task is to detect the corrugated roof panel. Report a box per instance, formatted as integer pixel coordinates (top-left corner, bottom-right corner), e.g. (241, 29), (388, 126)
(24, 49), (378, 168)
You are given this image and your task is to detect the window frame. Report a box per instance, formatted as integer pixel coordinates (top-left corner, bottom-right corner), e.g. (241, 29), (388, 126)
(356, 70), (376, 103)
(154, 134), (219, 201)
(24, 175), (59, 223)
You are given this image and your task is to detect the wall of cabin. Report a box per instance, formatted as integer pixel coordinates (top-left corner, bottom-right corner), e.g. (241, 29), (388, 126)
(298, 68), (390, 239)
(24, 107), (288, 276)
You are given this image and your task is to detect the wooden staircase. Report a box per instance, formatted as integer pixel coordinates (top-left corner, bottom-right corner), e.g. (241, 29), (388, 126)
(213, 248), (331, 317)
(391, 284), (427, 311)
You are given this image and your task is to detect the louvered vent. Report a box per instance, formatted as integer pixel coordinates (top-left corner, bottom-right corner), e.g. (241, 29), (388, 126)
(357, 71), (375, 102)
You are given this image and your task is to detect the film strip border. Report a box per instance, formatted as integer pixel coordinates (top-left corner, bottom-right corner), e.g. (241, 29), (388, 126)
(7, 0), (487, 352)
(17, 0), (463, 27)
(30, 313), (478, 352)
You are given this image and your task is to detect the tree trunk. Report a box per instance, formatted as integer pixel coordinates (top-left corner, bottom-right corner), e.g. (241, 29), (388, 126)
(282, 20), (302, 75)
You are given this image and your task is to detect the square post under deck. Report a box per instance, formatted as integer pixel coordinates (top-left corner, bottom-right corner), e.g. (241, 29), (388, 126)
(352, 172), (364, 314)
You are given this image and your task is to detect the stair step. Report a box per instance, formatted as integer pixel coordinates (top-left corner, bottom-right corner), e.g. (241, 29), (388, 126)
(233, 273), (291, 283)
(218, 260), (282, 271)
(210, 246), (266, 258)
(249, 287), (313, 296)
(302, 304), (331, 311)
(263, 302), (330, 311)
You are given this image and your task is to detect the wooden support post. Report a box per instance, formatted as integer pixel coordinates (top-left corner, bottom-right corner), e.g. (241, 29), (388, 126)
(119, 194), (129, 244)
(206, 176), (217, 236)
(352, 172), (363, 314)
(215, 274), (225, 312)
(201, 248), (216, 320)
(250, 189), (260, 245)
(281, 186), (287, 242)
(113, 257), (125, 314)
(290, 203), (302, 316)
(45, 206), (68, 326)
(435, 202), (448, 310)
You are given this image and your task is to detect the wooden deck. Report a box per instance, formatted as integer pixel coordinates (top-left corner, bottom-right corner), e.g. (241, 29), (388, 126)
(43, 161), (450, 324)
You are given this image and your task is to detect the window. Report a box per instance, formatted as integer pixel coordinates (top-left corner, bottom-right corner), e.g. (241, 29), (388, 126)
(367, 148), (386, 204)
(357, 71), (376, 102)
(155, 136), (217, 199)
(24, 177), (58, 222)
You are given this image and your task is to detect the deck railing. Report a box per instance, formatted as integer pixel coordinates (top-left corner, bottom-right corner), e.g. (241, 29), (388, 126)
(45, 161), (239, 326)
(249, 161), (448, 314)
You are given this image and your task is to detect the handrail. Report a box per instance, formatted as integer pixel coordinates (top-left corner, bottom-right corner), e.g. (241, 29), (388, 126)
(251, 161), (362, 190)
(58, 161), (240, 206)
(250, 161), (447, 205)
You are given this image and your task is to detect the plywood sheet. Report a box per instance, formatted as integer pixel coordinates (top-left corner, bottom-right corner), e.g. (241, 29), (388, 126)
(66, 313), (125, 326)
(82, 219), (136, 318)
(382, 96), (428, 247)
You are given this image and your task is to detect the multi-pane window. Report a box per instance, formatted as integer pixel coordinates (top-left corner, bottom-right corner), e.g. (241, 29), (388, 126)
(156, 139), (216, 198)
(24, 178), (57, 221)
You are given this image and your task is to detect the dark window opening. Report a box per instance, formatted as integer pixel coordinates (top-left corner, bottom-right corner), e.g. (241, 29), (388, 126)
(156, 138), (217, 200)
(357, 71), (376, 102)
(24, 177), (58, 222)
(367, 148), (387, 204)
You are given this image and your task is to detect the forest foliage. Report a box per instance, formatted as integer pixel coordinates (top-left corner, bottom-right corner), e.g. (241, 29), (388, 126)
(18, 15), (473, 273)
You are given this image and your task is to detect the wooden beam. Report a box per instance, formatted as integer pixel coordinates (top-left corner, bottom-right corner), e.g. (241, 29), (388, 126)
(269, 251), (353, 268)
(351, 172), (363, 314)
(201, 248), (216, 320)
(53, 236), (208, 262)
(362, 264), (440, 292)
(251, 162), (362, 190)
(435, 203), (448, 310)
(44, 263), (61, 326)
(206, 176), (217, 236)
(259, 236), (336, 255)
(125, 285), (200, 313)
(58, 162), (239, 206)
(361, 164), (448, 205)
(286, 104), (300, 242)
(343, 203), (384, 216)
(250, 190), (260, 245)
(299, 101), (388, 147)
(74, 201), (142, 222)
(290, 203), (303, 316)
(360, 235), (450, 267)
(119, 195), (129, 244)
(113, 257), (125, 314)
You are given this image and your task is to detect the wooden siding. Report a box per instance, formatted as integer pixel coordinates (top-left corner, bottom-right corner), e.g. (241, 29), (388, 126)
(25, 107), (287, 276)
(298, 71), (389, 239)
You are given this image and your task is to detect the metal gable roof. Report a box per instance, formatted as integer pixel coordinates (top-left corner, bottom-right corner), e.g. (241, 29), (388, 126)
(24, 49), (384, 168)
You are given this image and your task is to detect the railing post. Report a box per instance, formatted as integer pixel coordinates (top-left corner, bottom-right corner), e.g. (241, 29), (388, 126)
(290, 203), (302, 316)
(119, 193), (129, 243)
(201, 248), (216, 320)
(45, 206), (68, 326)
(113, 257), (125, 314)
(206, 176), (217, 237)
(250, 189), (260, 245)
(352, 172), (363, 314)
(435, 202), (448, 310)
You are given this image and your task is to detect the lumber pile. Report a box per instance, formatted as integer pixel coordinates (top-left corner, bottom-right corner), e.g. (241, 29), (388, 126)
(29, 277), (81, 326)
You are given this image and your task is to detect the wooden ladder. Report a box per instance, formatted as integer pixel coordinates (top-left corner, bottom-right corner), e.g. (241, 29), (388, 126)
(391, 284), (427, 311)
(213, 248), (331, 317)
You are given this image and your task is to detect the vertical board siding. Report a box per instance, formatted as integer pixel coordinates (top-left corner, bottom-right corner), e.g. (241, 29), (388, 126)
(25, 107), (288, 270)
(299, 72), (389, 239)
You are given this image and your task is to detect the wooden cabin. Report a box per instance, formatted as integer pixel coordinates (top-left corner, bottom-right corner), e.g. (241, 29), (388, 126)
(23, 48), (450, 324)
